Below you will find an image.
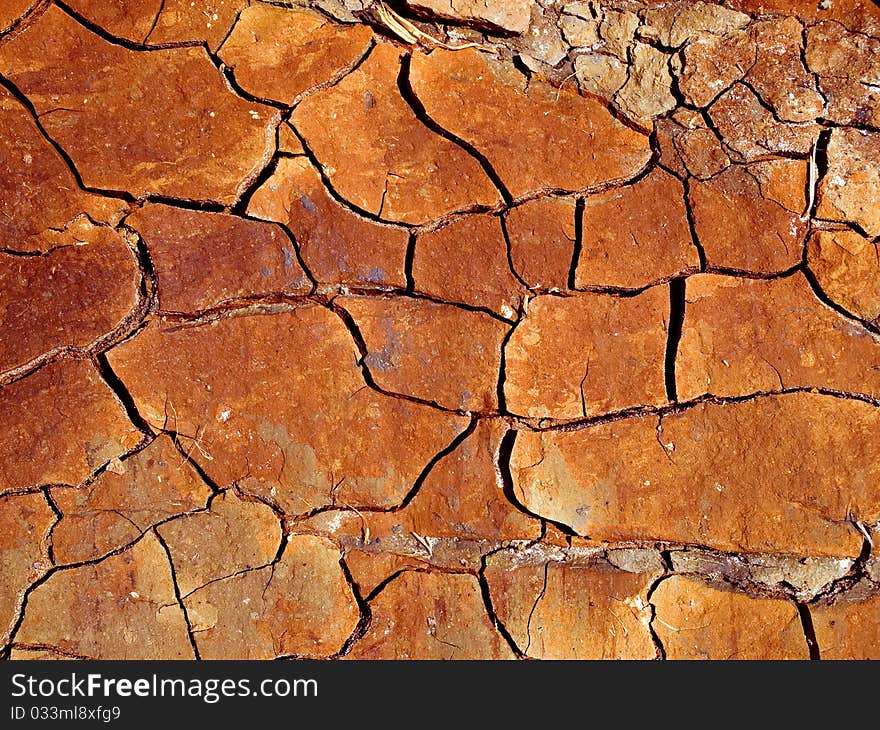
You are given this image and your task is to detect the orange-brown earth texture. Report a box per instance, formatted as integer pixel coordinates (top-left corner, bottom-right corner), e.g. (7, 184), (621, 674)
(1, 0), (879, 660)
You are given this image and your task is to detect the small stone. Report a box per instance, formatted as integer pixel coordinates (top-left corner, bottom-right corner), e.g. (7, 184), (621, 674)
(485, 550), (660, 658)
(677, 273), (880, 400)
(652, 576), (809, 659)
(127, 204), (311, 314)
(403, 0), (531, 34)
(688, 163), (807, 273)
(0, 492), (54, 646)
(510, 392), (880, 556)
(185, 535), (359, 659)
(817, 129), (880, 237)
(51, 435), (212, 565)
(505, 198), (577, 291)
(0, 5), (279, 204)
(339, 296), (509, 412)
(0, 360), (141, 493)
(576, 168), (700, 289)
(0, 224), (139, 375)
(807, 229), (880, 324)
(105, 309), (467, 512)
(219, 5), (373, 103)
(247, 156), (408, 289)
(413, 215), (525, 315)
(291, 43), (499, 225)
(614, 43), (677, 125)
(16, 533), (195, 659)
(346, 571), (515, 659)
(504, 288), (669, 420)
(410, 48), (652, 199)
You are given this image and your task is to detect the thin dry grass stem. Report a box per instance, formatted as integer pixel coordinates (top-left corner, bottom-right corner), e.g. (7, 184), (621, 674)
(375, 2), (497, 54)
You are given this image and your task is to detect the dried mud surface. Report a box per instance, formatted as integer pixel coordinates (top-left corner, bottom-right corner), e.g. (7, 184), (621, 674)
(1, 0), (880, 660)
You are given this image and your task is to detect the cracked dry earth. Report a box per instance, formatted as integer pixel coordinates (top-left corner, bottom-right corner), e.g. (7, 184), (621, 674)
(1, 0), (880, 663)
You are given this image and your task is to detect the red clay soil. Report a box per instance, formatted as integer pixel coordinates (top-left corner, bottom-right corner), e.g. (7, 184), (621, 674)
(1, 0), (879, 660)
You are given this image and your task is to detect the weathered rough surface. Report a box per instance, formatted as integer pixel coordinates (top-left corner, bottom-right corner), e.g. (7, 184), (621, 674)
(485, 551), (660, 658)
(0, 360), (141, 493)
(0, 493), (54, 646)
(340, 296), (508, 411)
(807, 230), (880, 325)
(0, 88), (126, 253)
(652, 576), (808, 659)
(403, 0), (531, 33)
(247, 156), (408, 289)
(0, 224), (139, 374)
(15, 533), (195, 659)
(8, 0), (880, 661)
(688, 163), (807, 273)
(106, 309), (467, 512)
(505, 198), (577, 291)
(220, 5), (373, 103)
(185, 535), (359, 659)
(0, 5), (278, 203)
(504, 289), (669, 419)
(677, 273), (880, 400)
(812, 593), (880, 659)
(576, 169), (699, 289)
(413, 215), (524, 316)
(817, 129), (880, 237)
(347, 571), (515, 659)
(127, 204), (311, 314)
(806, 21), (880, 128)
(510, 393), (879, 556)
(410, 48), (652, 198)
(51, 436), (212, 565)
(158, 490), (282, 597)
(291, 43), (499, 224)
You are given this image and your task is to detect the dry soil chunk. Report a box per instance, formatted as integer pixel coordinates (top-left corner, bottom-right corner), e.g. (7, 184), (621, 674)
(485, 552), (659, 659)
(158, 490), (281, 597)
(413, 215), (524, 316)
(0, 360), (141, 493)
(247, 156), (407, 289)
(347, 571), (515, 659)
(806, 21), (880, 128)
(504, 289), (669, 419)
(652, 576), (808, 659)
(106, 308), (466, 512)
(677, 273), (880, 400)
(614, 43), (677, 124)
(807, 230), (880, 324)
(127, 204), (310, 314)
(0, 89), (124, 253)
(0, 493), (54, 646)
(403, 0), (531, 34)
(576, 169), (699, 289)
(676, 29), (754, 108)
(688, 163), (807, 273)
(812, 594), (880, 659)
(340, 296), (508, 412)
(15, 533), (195, 659)
(51, 435), (212, 565)
(409, 48), (651, 198)
(505, 198), (576, 291)
(220, 5), (373, 103)
(510, 392), (879, 556)
(817, 129), (880, 237)
(184, 535), (359, 659)
(0, 5), (278, 204)
(0, 224), (139, 375)
(146, 0), (248, 49)
(291, 43), (498, 224)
